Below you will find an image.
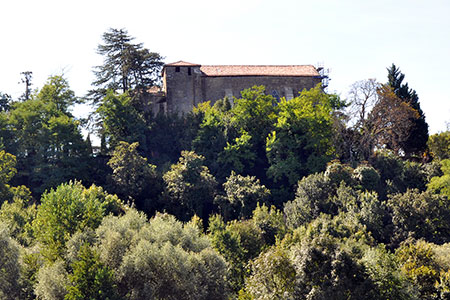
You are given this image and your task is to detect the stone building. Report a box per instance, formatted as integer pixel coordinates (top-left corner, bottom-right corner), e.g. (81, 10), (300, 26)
(149, 61), (327, 115)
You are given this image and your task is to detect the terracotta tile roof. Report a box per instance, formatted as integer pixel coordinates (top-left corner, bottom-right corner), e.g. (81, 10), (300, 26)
(148, 86), (164, 94)
(165, 61), (201, 67)
(200, 65), (319, 77)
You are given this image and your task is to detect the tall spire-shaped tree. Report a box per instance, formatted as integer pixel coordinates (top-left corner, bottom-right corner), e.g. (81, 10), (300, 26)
(387, 64), (429, 156)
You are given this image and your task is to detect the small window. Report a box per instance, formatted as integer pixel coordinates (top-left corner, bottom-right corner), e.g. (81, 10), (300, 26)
(175, 66), (180, 72)
(188, 67), (192, 75)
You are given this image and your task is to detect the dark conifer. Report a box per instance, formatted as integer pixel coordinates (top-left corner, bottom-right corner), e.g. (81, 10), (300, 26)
(387, 64), (429, 156)
(89, 28), (164, 102)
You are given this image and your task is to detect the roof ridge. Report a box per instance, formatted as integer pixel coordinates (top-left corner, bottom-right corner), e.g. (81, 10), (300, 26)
(201, 64), (315, 67)
(165, 60), (201, 66)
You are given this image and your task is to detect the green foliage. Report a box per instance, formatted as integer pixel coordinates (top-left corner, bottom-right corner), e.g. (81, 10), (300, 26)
(97, 91), (147, 150)
(215, 171), (270, 220)
(33, 181), (123, 260)
(352, 164), (381, 192)
(65, 243), (118, 300)
(96, 210), (228, 300)
(266, 85), (336, 186)
(347, 190), (389, 243)
(388, 190), (450, 244)
(0, 222), (21, 300)
(245, 247), (296, 300)
(0, 151), (16, 187)
(289, 235), (379, 299)
(208, 214), (247, 293)
(163, 151), (217, 221)
(226, 220), (265, 262)
(95, 208), (147, 271)
(231, 86), (277, 144)
(35, 260), (68, 300)
(251, 203), (286, 245)
(289, 212), (374, 248)
(0, 185), (36, 246)
(0, 150), (17, 201)
(218, 131), (257, 177)
(370, 150), (428, 198)
(396, 240), (441, 300)
(145, 111), (202, 168)
(284, 173), (334, 229)
(428, 131), (450, 160)
(90, 28), (164, 100)
(4, 77), (90, 195)
(193, 86), (277, 182)
(192, 101), (230, 177)
(361, 245), (415, 300)
(20, 249), (43, 300)
(428, 159), (450, 198)
(107, 141), (160, 212)
(37, 76), (81, 114)
(325, 160), (355, 188)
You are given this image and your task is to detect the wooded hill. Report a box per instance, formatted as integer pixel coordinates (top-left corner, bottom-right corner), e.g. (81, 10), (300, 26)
(1, 28), (450, 300)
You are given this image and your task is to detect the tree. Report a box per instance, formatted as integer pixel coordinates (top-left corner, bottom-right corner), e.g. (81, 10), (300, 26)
(107, 141), (160, 212)
(361, 245), (415, 300)
(32, 181), (123, 260)
(229, 86), (277, 179)
(89, 28), (164, 101)
(0, 92), (11, 112)
(5, 76), (91, 195)
(96, 210), (229, 300)
(348, 78), (380, 129)
(290, 236), (378, 299)
(388, 189), (450, 244)
(352, 164), (381, 192)
(215, 171), (270, 220)
(0, 150), (17, 201)
(65, 244), (119, 300)
(20, 71), (33, 101)
(340, 79), (380, 162)
(366, 85), (419, 155)
(36, 76), (81, 114)
(428, 131), (450, 160)
(251, 203), (286, 245)
(0, 222), (21, 300)
(428, 159), (450, 199)
(266, 85), (336, 186)
(97, 91), (147, 150)
(0, 185), (36, 246)
(283, 173), (334, 229)
(245, 247), (296, 299)
(207, 214), (249, 294)
(387, 64), (429, 156)
(396, 240), (440, 300)
(163, 151), (217, 221)
(35, 260), (68, 300)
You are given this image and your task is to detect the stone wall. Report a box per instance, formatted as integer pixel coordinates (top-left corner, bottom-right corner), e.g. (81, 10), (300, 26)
(162, 65), (322, 114)
(202, 75), (321, 105)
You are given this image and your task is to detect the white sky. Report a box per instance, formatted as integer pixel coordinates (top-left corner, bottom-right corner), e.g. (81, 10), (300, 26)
(1, 0), (449, 133)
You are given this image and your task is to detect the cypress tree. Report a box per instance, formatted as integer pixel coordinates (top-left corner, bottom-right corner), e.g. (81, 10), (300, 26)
(387, 64), (429, 156)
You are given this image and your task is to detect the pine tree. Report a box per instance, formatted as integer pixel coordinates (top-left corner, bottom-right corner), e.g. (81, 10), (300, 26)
(89, 28), (164, 102)
(387, 64), (429, 156)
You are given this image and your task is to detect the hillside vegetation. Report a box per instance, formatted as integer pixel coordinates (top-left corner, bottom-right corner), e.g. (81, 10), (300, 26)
(1, 28), (450, 300)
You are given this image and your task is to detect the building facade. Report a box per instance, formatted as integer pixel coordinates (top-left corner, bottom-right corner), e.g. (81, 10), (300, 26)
(150, 61), (326, 114)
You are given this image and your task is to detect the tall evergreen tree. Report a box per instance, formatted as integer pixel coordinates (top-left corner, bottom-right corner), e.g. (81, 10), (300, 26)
(89, 28), (164, 102)
(387, 64), (429, 156)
